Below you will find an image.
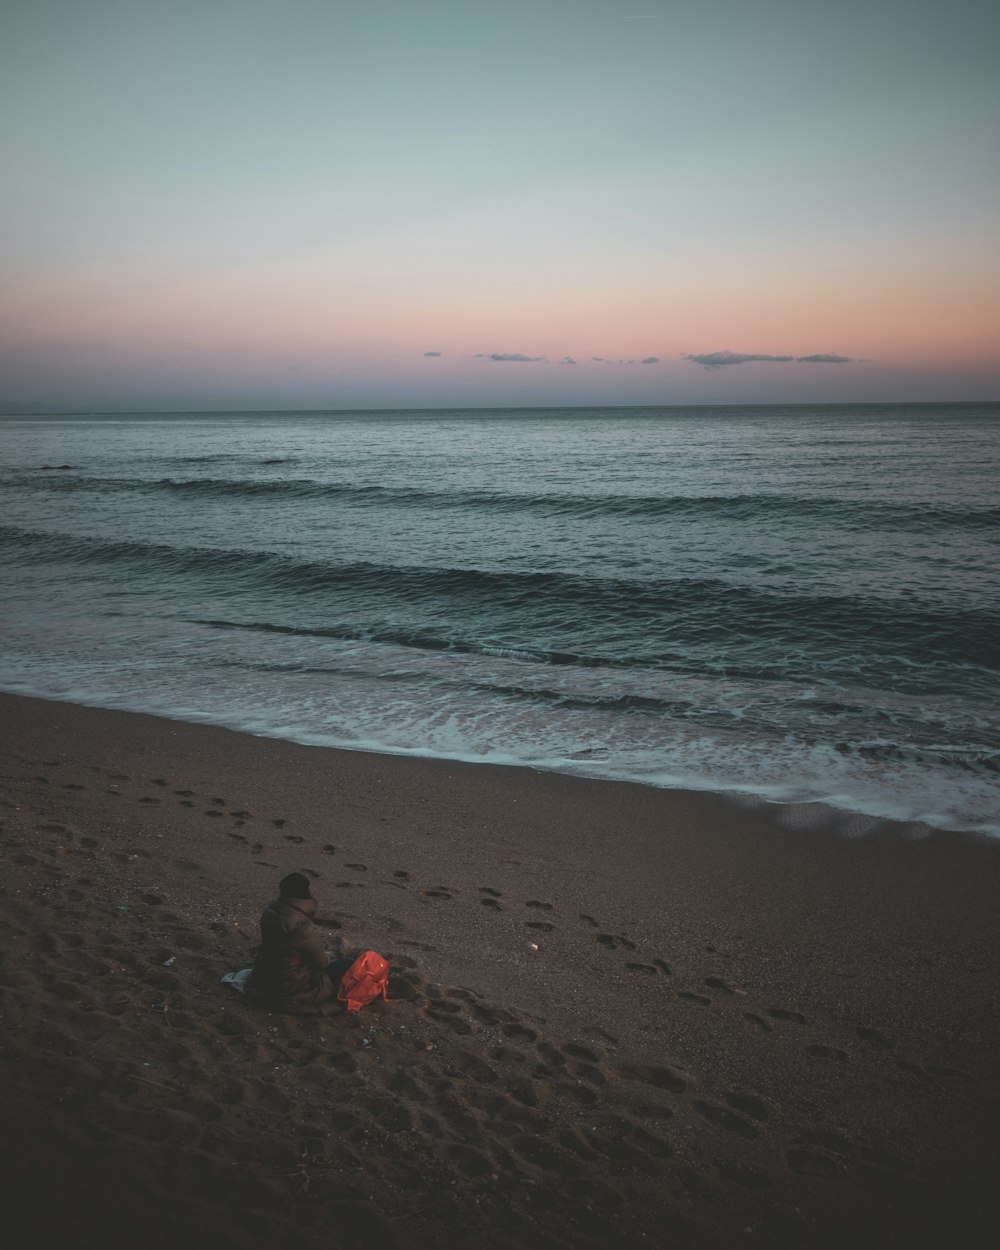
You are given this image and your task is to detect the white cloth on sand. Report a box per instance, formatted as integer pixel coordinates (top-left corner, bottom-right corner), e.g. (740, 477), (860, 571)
(221, 968), (253, 992)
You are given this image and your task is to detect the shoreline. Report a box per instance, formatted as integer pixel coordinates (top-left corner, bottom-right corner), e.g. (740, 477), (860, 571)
(3, 684), (991, 844)
(3, 690), (1000, 1248)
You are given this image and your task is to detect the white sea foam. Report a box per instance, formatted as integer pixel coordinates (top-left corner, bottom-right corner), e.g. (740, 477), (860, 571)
(2, 651), (998, 838)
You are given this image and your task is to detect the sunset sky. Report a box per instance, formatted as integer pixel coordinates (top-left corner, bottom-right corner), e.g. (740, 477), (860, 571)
(2, 0), (998, 410)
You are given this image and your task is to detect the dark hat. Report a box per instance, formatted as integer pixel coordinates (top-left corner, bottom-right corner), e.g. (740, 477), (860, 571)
(279, 872), (312, 899)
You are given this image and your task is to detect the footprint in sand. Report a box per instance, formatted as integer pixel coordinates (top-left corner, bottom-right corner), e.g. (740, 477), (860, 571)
(272, 818), (286, 829)
(534, 1042), (565, 1069)
(743, 1012), (772, 1032)
(425, 997), (462, 1016)
(727, 1092), (769, 1120)
(562, 1043), (599, 1062)
(393, 870), (410, 880)
(578, 914), (598, 927)
(502, 1022), (538, 1043)
(704, 976), (743, 995)
(470, 995), (500, 1025)
(429, 1010), (473, 1037)
(786, 1148), (839, 1176)
(480, 887), (502, 897)
(174, 789), (194, 796)
(800, 1129), (855, 1158)
(857, 1026), (894, 1049)
(583, 1034), (620, 1059)
(619, 1062), (690, 1093)
(424, 887), (456, 900)
(481, 897), (503, 910)
(626, 962), (665, 975)
(344, 862), (367, 871)
(322, 845), (338, 855)
(525, 920), (554, 931)
(138, 796), (160, 805)
(489, 1043), (528, 1066)
(284, 834), (305, 844)
(768, 1007), (807, 1024)
(151, 779), (168, 787)
(678, 990), (711, 1005)
(694, 1100), (759, 1139)
(526, 900), (553, 911)
(178, 800), (194, 807)
(204, 809), (223, 818)
(808, 1044), (850, 1061)
(896, 1059), (969, 1083)
(568, 1059), (606, 1088)
(859, 1143), (914, 1173)
(596, 933), (636, 951)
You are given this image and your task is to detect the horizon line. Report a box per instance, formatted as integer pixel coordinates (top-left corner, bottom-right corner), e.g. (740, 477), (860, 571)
(2, 398), (999, 418)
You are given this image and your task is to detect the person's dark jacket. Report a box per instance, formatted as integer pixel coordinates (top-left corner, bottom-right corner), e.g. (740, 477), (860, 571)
(248, 894), (338, 1009)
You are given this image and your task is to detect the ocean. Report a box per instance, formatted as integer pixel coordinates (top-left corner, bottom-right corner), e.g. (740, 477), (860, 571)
(1, 403), (998, 836)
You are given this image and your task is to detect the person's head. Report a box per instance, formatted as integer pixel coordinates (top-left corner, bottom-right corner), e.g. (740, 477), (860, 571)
(279, 871), (312, 900)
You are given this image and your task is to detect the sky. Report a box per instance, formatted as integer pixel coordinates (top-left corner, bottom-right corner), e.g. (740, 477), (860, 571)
(1, 0), (998, 410)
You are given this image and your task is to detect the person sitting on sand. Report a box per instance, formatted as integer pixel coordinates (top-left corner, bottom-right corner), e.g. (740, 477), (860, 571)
(247, 872), (354, 1013)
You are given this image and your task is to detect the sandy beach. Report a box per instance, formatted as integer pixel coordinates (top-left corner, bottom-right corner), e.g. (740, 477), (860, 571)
(2, 691), (998, 1249)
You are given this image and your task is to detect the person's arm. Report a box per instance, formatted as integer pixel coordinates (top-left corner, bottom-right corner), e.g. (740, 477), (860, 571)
(293, 919), (331, 971)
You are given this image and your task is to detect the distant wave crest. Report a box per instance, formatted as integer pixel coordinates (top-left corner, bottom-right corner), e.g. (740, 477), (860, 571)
(7, 472), (1000, 532)
(2, 524), (997, 677)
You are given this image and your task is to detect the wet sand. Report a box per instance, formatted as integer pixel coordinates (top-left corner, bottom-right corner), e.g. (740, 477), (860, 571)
(1, 691), (999, 1249)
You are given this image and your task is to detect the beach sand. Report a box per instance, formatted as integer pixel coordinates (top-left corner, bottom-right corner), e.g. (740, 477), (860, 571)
(1, 691), (998, 1249)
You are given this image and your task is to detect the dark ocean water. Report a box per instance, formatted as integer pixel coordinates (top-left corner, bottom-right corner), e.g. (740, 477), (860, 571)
(2, 403), (998, 835)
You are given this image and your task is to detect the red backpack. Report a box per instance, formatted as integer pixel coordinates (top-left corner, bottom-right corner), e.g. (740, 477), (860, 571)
(337, 950), (390, 1012)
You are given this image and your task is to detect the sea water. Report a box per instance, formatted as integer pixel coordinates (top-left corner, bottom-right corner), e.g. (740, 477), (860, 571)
(1, 404), (998, 835)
